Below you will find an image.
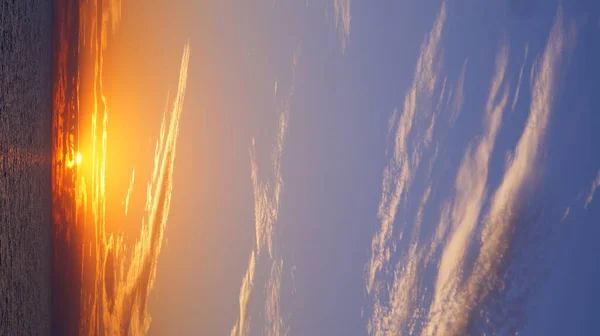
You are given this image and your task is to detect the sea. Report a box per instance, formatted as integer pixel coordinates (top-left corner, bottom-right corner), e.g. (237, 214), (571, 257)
(0, 0), (54, 334)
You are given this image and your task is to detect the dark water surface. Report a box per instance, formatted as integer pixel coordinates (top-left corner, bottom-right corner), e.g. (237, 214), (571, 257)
(0, 0), (53, 334)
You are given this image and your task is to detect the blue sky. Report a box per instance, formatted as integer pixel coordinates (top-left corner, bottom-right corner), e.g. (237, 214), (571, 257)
(116, 0), (600, 334)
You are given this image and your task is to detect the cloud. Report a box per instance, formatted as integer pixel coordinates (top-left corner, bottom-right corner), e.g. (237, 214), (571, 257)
(424, 110), (438, 147)
(448, 59), (468, 125)
(265, 259), (287, 336)
(232, 99), (289, 336)
(76, 0), (193, 332)
(562, 207), (571, 221)
(231, 251), (257, 336)
(365, 6), (570, 336)
(584, 170), (600, 208)
(368, 242), (422, 336)
(368, 186), (431, 336)
(366, 1), (447, 296)
(100, 42), (191, 336)
(99, 0), (122, 50)
(426, 143), (439, 180)
(368, 38), (511, 336)
(424, 9), (568, 335)
(425, 42), (510, 334)
(512, 45), (529, 111)
(425, 200), (451, 267)
(333, 0), (351, 53)
(124, 168), (135, 216)
(231, 48), (300, 336)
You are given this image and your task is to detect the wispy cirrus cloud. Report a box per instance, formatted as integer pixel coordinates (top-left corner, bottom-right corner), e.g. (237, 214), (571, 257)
(365, 5), (571, 336)
(562, 206), (571, 221)
(584, 170), (600, 209)
(512, 45), (529, 111)
(265, 259), (287, 336)
(231, 98), (289, 336)
(425, 200), (451, 267)
(124, 168), (135, 216)
(368, 186), (432, 336)
(75, 0), (192, 333)
(448, 59), (468, 125)
(231, 251), (256, 336)
(424, 9), (568, 335)
(426, 42), (510, 333)
(369, 37), (511, 336)
(102, 43), (191, 336)
(366, 0), (447, 297)
(333, 0), (351, 53)
(231, 47), (300, 336)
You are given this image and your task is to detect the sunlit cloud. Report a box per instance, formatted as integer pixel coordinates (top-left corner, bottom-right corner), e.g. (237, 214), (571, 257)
(366, 1), (447, 296)
(562, 207), (571, 221)
(101, 42), (191, 336)
(512, 45), (529, 111)
(424, 110), (437, 148)
(426, 143), (439, 180)
(368, 186), (431, 336)
(231, 251), (257, 336)
(369, 38), (510, 336)
(426, 42), (510, 333)
(250, 112), (288, 258)
(448, 59), (468, 125)
(265, 259), (287, 336)
(426, 61), (509, 332)
(63, 0), (191, 329)
(333, 0), (351, 53)
(124, 168), (135, 216)
(231, 47), (300, 336)
(231, 111), (288, 336)
(424, 200), (451, 267)
(364, 5), (570, 336)
(424, 9), (568, 335)
(109, 0), (122, 40)
(584, 170), (600, 209)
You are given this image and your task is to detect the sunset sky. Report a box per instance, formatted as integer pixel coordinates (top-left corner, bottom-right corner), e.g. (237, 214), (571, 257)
(52, 0), (600, 335)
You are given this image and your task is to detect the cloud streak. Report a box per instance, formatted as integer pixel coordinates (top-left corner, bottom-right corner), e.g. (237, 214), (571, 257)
(365, 6), (570, 336)
(102, 42), (191, 335)
(72, 0), (193, 333)
(333, 0), (351, 53)
(449, 59), (468, 125)
(366, 0), (447, 297)
(124, 168), (135, 216)
(368, 186), (431, 336)
(584, 170), (600, 208)
(424, 9), (567, 335)
(231, 111), (288, 336)
(265, 259), (287, 336)
(231, 48), (300, 336)
(369, 38), (511, 336)
(426, 42), (510, 334)
(512, 45), (529, 111)
(231, 251), (256, 336)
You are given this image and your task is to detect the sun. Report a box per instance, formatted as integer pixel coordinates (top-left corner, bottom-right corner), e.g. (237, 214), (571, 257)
(67, 152), (82, 168)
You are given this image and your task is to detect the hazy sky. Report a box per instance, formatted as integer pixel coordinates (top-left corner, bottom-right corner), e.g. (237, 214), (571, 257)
(88, 0), (600, 335)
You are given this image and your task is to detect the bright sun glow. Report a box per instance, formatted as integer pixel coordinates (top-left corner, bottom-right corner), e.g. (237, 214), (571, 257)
(66, 152), (82, 168)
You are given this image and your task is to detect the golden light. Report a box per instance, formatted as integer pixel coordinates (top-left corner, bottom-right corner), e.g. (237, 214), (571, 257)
(66, 152), (82, 168)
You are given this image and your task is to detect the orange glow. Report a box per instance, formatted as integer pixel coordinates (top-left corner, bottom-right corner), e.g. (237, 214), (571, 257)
(52, 0), (190, 334)
(66, 152), (82, 168)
